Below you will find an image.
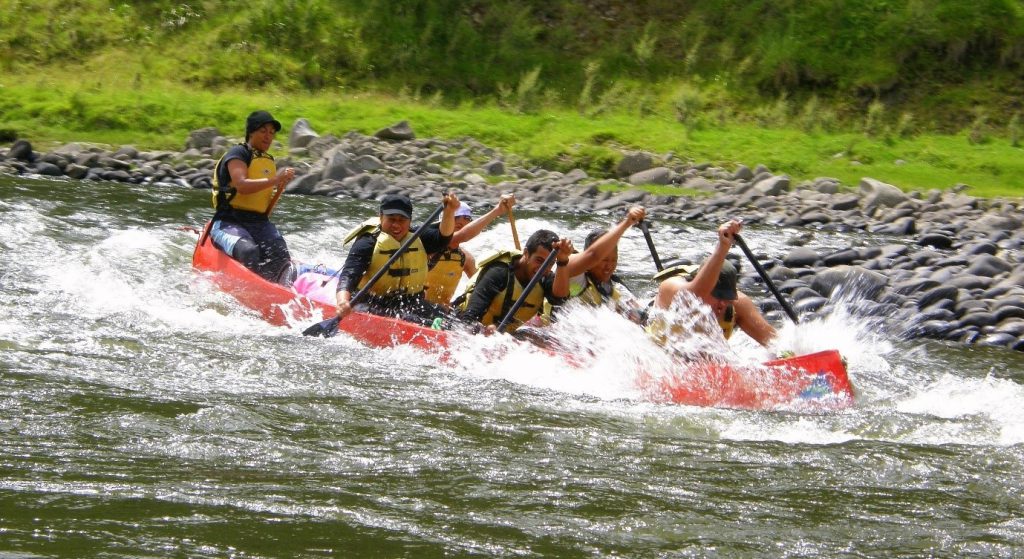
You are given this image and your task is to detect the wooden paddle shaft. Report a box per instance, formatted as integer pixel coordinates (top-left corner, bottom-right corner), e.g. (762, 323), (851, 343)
(509, 210), (521, 251)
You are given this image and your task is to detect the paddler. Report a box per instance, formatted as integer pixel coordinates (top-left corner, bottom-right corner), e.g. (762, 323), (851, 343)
(549, 206), (648, 322)
(209, 110), (297, 284)
(456, 230), (573, 333)
(335, 192), (459, 326)
(649, 219), (777, 347)
(423, 194), (516, 307)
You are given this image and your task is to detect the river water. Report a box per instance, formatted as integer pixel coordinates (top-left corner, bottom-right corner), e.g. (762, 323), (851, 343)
(2, 175), (1023, 557)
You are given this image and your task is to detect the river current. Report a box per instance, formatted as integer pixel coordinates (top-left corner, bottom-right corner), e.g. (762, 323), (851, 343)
(2, 175), (1023, 557)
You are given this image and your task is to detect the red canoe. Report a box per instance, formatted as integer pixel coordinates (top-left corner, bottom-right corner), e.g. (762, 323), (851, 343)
(192, 222), (448, 351)
(191, 223), (854, 410)
(642, 349), (853, 410)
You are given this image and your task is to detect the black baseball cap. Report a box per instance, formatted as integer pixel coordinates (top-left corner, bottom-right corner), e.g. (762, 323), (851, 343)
(246, 110), (282, 135)
(712, 260), (739, 301)
(379, 194), (413, 219)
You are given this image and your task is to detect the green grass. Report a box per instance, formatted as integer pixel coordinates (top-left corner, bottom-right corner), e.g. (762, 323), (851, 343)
(2, 72), (1022, 199)
(598, 183), (715, 198)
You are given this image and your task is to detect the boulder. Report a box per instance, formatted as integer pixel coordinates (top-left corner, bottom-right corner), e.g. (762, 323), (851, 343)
(482, 159), (505, 175)
(830, 194), (860, 211)
(628, 167), (671, 185)
(374, 120), (415, 141)
(752, 175), (791, 196)
(810, 265), (889, 299)
(782, 247), (820, 267)
(594, 189), (647, 211)
(822, 249), (860, 266)
(917, 233), (953, 249)
(860, 177), (909, 213)
(352, 154), (385, 173)
(185, 127), (221, 150)
(286, 172), (322, 195)
(321, 149), (353, 181)
(617, 152), (654, 177)
(34, 162), (63, 176)
(971, 214), (1022, 233)
(732, 164), (753, 181)
(113, 145), (139, 159)
(8, 139), (33, 161)
(289, 118), (319, 148)
(559, 168), (589, 186)
(966, 254), (1013, 278)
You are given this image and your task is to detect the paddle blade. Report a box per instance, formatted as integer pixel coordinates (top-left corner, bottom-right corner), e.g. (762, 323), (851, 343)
(302, 317), (340, 337)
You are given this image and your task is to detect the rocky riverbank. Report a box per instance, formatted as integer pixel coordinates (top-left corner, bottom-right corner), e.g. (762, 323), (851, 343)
(2, 119), (1023, 352)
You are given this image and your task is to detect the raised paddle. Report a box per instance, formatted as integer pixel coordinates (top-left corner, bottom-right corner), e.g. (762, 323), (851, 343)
(733, 233), (800, 325)
(508, 208), (522, 251)
(496, 248), (560, 334)
(302, 203), (447, 337)
(638, 220), (664, 272)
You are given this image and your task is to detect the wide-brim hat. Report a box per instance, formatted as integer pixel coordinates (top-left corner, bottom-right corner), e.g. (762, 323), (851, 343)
(454, 203), (473, 218)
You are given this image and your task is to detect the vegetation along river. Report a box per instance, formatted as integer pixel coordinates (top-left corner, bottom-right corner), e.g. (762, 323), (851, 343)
(2, 175), (1023, 557)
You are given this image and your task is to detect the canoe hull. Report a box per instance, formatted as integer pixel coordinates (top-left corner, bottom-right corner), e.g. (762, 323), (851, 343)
(191, 223), (853, 410)
(191, 222), (448, 351)
(651, 349), (853, 410)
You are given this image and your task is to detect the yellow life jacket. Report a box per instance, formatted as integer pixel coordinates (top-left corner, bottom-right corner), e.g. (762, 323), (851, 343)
(646, 303), (737, 345)
(211, 149), (277, 214)
(572, 273), (620, 307)
(541, 273), (621, 321)
(459, 250), (543, 332)
(346, 218), (428, 297)
(719, 303), (736, 339)
(424, 247), (467, 306)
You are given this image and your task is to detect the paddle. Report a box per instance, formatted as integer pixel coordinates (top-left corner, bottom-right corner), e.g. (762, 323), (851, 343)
(496, 248), (559, 334)
(508, 208), (521, 251)
(302, 203), (447, 337)
(638, 220), (664, 272)
(265, 182), (287, 217)
(733, 233), (799, 324)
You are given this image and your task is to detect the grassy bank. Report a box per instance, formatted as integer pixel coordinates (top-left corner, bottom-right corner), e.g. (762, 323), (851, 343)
(3, 0), (1024, 131)
(2, 73), (1022, 199)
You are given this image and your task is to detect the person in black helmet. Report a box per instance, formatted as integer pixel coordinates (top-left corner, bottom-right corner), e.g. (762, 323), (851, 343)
(209, 110), (297, 284)
(650, 219), (777, 347)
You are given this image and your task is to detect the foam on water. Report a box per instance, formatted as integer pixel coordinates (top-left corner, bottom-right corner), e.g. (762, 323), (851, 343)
(8, 186), (1020, 449)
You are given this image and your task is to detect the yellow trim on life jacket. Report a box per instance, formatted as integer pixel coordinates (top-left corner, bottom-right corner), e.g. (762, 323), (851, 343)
(459, 250), (542, 332)
(719, 304), (736, 340)
(652, 263), (700, 283)
(574, 274), (620, 307)
(542, 273), (621, 320)
(345, 217), (381, 245)
(646, 302), (737, 345)
(424, 247), (467, 306)
(211, 152), (276, 213)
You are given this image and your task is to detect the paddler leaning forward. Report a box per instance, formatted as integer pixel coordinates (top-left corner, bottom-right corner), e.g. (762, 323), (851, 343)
(334, 192), (459, 327)
(456, 230), (573, 334)
(551, 205), (648, 322)
(649, 219), (777, 348)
